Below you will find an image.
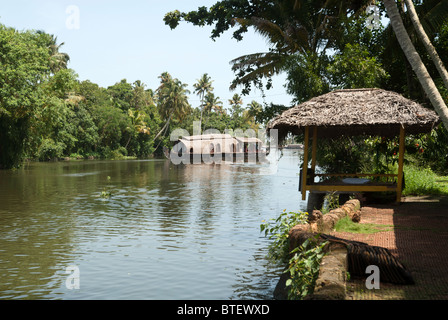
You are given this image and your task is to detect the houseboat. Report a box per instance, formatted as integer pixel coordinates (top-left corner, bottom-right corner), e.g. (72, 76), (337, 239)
(167, 133), (269, 164)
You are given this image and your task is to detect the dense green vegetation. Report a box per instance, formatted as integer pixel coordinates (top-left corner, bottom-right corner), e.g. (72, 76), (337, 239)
(260, 210), (328, 299)
(0, 24), (272, 169)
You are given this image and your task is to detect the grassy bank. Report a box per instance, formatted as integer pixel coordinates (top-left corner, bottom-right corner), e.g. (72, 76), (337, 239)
(402, 164), (448, 196)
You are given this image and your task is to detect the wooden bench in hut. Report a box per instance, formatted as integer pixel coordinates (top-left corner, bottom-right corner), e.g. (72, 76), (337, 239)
(268, 88), (440, 203)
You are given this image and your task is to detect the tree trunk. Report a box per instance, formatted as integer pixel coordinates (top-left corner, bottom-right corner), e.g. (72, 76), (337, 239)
(403, 0), (448, 91)
(125, 134), (132, 150)
(152, 114), (172, 142)
(383, 0), (448, 131)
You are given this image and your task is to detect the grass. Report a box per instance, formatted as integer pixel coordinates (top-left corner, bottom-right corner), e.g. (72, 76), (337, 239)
(334, 216), (393, 234)
(402, 164), (448, 196)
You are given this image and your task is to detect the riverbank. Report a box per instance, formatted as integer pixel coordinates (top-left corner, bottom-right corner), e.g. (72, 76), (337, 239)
(332, 195), (448, 299)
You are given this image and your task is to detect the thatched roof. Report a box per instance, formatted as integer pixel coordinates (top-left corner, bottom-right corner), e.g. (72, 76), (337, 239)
(268, 88), (440, 139)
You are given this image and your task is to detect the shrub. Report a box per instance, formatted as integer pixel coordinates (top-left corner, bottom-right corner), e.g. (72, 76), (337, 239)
(261, 210), (328, 300)
(36, 138), (65, 161)
(285, 236), (328, 299)
(260, 210), (309, 263)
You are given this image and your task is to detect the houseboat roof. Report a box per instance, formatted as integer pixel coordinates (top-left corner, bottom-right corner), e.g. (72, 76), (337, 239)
(181, 134), (233, 141)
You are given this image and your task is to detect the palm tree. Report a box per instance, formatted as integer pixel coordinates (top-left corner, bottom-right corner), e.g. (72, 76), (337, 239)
(36, 31), (70, 74)
(130, 80), (155, 111)
(203, 92), (223, 129)
(125, 109), (150, 149)
(193, 73), (214, 130)
(383, 0), (448, 130)
(403, 0), (448, 91)
(229, 94), (243, 114)
(247, 100), (264, 125)
(228, 93), (245, 128)
(153, 72), (191, 142)
(48, 35), (70, 74)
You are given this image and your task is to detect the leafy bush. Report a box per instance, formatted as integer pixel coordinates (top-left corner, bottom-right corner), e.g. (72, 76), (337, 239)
(260, 210), (309, 263)
(102, 146), (128, 160)
(36, 138), (65, 161)
(261, 210), (328, 300)
(285, 236), (328, 300)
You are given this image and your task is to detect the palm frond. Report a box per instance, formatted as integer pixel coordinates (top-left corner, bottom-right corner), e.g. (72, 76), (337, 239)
(229, 52), (288, 90)
(417, 0), (448, 36)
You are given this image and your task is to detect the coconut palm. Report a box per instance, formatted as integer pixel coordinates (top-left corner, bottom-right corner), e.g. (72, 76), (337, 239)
(125, 109), (150, 149)
(403, 0), (448, 91)
(383, 0), (448, 130)
(153, 72), (191, 142)
(48, 35), (70, 74)
(203, 92), (223, 129)
(228, 93), (245, 128)
(35, 31), (70, 74)
(193, 73), (214, 129)
(229, 93), (243, 115)
(247, 100), (264, 125)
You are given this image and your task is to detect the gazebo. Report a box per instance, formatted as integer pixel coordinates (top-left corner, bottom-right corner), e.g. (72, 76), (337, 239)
(267, 88), (440, 203)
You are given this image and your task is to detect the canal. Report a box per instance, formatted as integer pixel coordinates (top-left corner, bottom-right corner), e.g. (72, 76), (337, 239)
(0, 149), (306, 300)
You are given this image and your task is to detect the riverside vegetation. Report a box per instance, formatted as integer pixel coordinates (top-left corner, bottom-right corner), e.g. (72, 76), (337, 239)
(260, 210), (328, 299)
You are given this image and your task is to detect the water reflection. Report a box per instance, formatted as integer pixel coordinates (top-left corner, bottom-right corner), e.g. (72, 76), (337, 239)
(0, 150), (305, 300)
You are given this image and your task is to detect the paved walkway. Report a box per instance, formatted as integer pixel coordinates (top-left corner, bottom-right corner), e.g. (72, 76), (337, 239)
(330, 195), (448, 300)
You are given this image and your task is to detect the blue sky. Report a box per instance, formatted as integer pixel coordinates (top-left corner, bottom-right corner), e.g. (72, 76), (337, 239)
(1, 0), (295, 109)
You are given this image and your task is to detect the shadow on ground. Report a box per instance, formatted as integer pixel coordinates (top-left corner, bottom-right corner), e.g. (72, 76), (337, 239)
(336, 195), (448, 300)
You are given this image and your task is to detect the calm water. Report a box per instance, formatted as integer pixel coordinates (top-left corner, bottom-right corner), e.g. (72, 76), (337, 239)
(0, 150), (305, 300)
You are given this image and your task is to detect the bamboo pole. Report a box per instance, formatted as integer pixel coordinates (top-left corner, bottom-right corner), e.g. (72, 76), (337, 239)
(302, 127), (310, 201)
(396, 126), (405, 203)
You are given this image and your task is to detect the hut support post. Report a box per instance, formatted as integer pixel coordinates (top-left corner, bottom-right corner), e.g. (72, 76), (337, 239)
(311, 126), (317, 172)
(302, 126), (310, 201)
(396, 126), (405, 203)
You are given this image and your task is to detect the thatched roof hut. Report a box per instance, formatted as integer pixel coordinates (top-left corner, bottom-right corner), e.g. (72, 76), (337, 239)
(267, 88), (441, 203)
(267, 88), (440, 139)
